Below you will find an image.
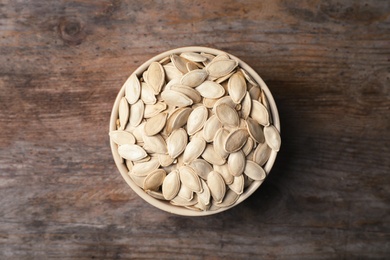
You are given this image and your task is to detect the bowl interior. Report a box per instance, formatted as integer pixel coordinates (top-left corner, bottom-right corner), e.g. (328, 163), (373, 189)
(109, 46), (280, 216)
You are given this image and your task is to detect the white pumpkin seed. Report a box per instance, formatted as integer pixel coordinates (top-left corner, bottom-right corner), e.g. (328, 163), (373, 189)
(129, 99), (145, 127)
(183, 137), (206, 164)
(228, 72), (247, 104)
(170, 54), (188, 74)
(118, 144), (147, 161)
(165, 107), (192, 134)
(215, 103), (239, 127)
(171, 84), (202, 103)
(216, 189), (239, 207)
(240, 92), (251, 119)
(179, 166), (202, 193)
(132, 158), (160, 176)
(242, 137), (254, 156)
(167, 128), (188, 158)
(206, 59), (238, 78)
(246, 118), (265, 143)
(264, 125), (281, 152)
(144, 102), (167, 118)
(162, 170), (180, 200)
(143, 169), (166, 191)
(228, 175), (244, 195)
(118, 97), (129, 130)
(244, 160), (266, 181)
(187, 105), (208, 136)
(213, 128), (230, 159)
(201, 144), (226, 166)
(177, 184), (194, 201)
(146, 62), (165, 94)
(161, 90), (193, 108)
(224, 128), (249, 153)
(144, 112), (167, 136)
(195, 81), (225, 99)
(213, 164), (234, 185)
(146, 190), (165, 200)
(248, 85), (261, 100)
(129, 172), (146, 188)
(253, 142), (272, 166)
(180, 52), (207, 62)
(203, 115), (222, 142)
(207, 171), (226, 203)
(142, 134), (168, 154)
(158, 153), (175, 167)
(212, 96), (236, 114)
(189, 159), (212, 180)
(180, 69), (208, 87)
(251, 100), (270, 126)
(228, 150), (246, 177)
(140, 82), (157, 105)
(163, 64), (183, 82)
(109, 130), (136, 145)
(124, 73), (141, 105)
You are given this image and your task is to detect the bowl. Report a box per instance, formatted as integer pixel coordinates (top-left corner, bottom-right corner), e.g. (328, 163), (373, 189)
(109, 46), (280, 216)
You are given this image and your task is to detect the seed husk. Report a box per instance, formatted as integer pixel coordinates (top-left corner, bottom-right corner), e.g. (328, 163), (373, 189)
(195, 81), (225, 99)
(213, 164), (234, 185)
(132, 158), (160, 176)
(240, 92), (252, 119)
(264, 125), (281, 152)
(143, 169), (166, 191)
(140, 82), (157, 105)
(144, 112), (168, 136)
(167, 128), (188, 159)
(146, 62), (165, 94)
(144, 102), (167, 118)
(215, 103), (239, 127)
(197, 179), (211, 206)
(129, 99), (145, 127)
(179, 166), (202, 193)
(212, 96), (236, 114)
(213, 128), (230, 159)
(253, 142), (272, 166)
(129, 172), (146, 188)
(109, 130), (136, 145)
(158, 153), (175, 167)
(161, 90), (193, 108)
(183, 137), (206, 164)
(142, 133), (168, 154)
(146, 190), (165, 200)
(242, 137), (254, 156)
(228, 150), (246, 177)
(163, 64), (183, 82)
(162, 170), (180, 200)
(118, 144), (147, 161)
(203, 115), (222, 142)
(224, 128), (249, 153)
(180, 52), (207, 62)
(248, 85), (261, 100)
(228, 175), (244, 195)
(202, 144), (226, 166)
(165, 107), (192, 134)
(207, 171), (226, 203)
(177, 184), (194, 201)
(244, 160), (266, 181)
(203, 97), (218, 108)
(206, 59), (238, 78)
(171, 195), (198, 206)
(180, 69), (208, 87)
(186, 106), (208, 136)
(124, 73), (141, 105)
(251, 100), (270, 126)
(246, 118), (265, 143)
(189, 159), (213, 180)
(118, 97), (129, 130)
(171, 84), (202, 103)
(216, 189), (239, 207)
(228, 72), (247, 104)
(170, 54), (188, 74)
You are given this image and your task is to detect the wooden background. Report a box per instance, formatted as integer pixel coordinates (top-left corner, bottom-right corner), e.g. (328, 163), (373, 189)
(1, 0), (389, 259)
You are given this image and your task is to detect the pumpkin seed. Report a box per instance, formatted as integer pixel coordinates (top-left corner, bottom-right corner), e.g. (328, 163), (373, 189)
(163, 64), (183, 82)
(186, 106), (208, 135)
(202, 144), (226, 166)
(264, 125), (281, 152)
(224, 128), (249, 153)
(124, 73), (141, 105)
(215, 103), (239, 127)
(167, 128), (188, 158)
(143, 169), (166, 191)
(216, 189), (239, 207)
(179, 166), (202, 193)
(245, 118), (265, 143)
(240, 92), (252, 119)
(118, 144), (147, 161)
(251, 100), (269, 126)
(171, 84), (202, 103)
(244, 160), (266, 181)
(228, 175), (244, 195)
(132, 158), (160, 176)
(203, 115), (222, 142)
(162, 170), (180, 200)
(183, 137), (206, 164)
(213, 164), (234, 185)
(206, 59), (238, 78)
(129, 99), (145, 127)
(189, 159), (212, 180)
(228, 72), (247, 104)
(144, 102), (167, 118)
(180, 52), (207, 62)
(177, 184), (194, 201)
(142, 133), (168, 154)
(144, 112), (167, 136)
(228, 150), (246, 177)
(161, 89), (193, 108)
(207, 171), (226, 203)
(180, 69), (208, 87)
(253, 142), (272, 166)
(140, 82), (157, 105)
(213, 128), (230, 159)
(118, 97), (129, 130)
(146, 62), (165, 94)
(195, 81), (225, 99)
(109, 130), (136, 145)
(165, 107), (192, 134)
(170, 54), (188, 74)
(242, 137), (254, 156)
(146, 190), (165, 200)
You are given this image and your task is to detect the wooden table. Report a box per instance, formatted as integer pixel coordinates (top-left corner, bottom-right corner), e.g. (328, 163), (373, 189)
(1, 0), (389, 259)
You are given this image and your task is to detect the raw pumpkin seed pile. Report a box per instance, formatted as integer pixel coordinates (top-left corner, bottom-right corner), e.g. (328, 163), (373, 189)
(110, 51), (281, 211)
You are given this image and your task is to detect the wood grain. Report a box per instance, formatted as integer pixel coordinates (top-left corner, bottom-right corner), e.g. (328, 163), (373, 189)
(1, 0), (389, 259)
